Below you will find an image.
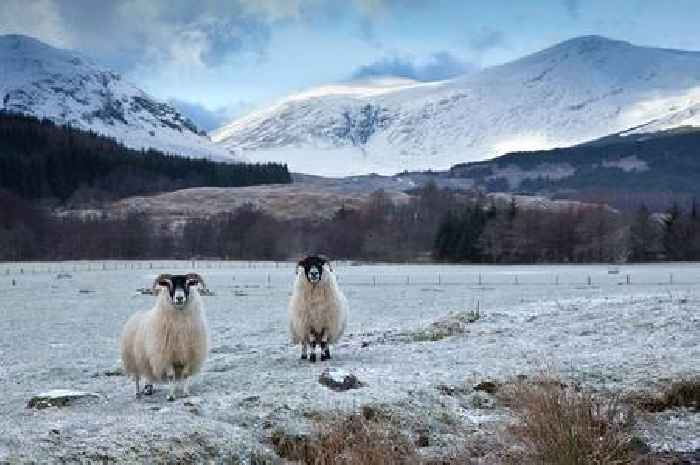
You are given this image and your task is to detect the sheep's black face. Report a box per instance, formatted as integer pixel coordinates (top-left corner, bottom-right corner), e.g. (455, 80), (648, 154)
(158, 274), (200, 308)
(298, 256), (327, 284)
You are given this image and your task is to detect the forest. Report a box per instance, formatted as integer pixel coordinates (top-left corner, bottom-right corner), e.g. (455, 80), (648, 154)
(2, 182), (699, 262)
(0, 113), (291, 202)
(1, 112), (699, 262)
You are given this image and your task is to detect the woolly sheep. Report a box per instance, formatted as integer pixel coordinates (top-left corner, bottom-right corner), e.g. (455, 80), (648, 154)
(121, 273), (209, 401)
(288, 256), (348, 362)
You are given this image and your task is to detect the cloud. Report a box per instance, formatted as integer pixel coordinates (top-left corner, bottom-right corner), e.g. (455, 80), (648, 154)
(0, 0), (70, 47)
(468, 28), (506, 52)
(169, 99), (254, 131)
(0, 0), (277, 72)
(564, 0), (580, 20)
(352, 52), (475, 82)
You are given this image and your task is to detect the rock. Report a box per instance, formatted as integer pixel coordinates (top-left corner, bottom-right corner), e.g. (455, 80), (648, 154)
(318, 368), (364, 392)
(415, 429), (430, 447)
(473, 381), (499, 394)
(27, 389), (101, 409)
(436, 384), (470, 396)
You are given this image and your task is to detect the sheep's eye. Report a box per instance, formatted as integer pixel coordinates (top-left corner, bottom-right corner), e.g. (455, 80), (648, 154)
(158, 280), (170, 287)
(187, 280), (198, 287)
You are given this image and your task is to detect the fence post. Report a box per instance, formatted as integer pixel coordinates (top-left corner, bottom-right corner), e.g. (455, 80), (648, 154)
(438, 273), (441, 286)
(587, 275), (592, 286)
(626, 274), (630, 285)
(670, 273), (674, 285)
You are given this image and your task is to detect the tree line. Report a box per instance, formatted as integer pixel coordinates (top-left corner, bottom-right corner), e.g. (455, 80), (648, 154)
(2, 182), (699, 262)
(0, 113), (291, 203)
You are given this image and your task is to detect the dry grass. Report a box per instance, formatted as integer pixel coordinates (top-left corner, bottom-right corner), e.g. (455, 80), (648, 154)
(271, 408), (420, 465)
(627, 378), (700, 413)
(269, 377), (699, 465)
(499, 377), (636, 465)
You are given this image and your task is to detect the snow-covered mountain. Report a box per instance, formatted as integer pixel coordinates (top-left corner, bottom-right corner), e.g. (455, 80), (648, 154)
(0, 34), (236, 161)
(213, 36), (700, 176)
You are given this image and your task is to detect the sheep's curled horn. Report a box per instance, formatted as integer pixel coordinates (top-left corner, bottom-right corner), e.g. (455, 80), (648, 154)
(185, 272), (207, 290)
(152, 273), (172, 292)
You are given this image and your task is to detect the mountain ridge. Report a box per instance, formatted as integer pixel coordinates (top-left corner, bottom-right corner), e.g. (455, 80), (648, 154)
(0, 34), (237, 162)
(213, 35), (700, 176)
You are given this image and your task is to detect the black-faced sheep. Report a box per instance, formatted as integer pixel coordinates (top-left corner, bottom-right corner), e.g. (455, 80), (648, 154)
(288, 256), (348, 362)
(121, 273), (209, 401)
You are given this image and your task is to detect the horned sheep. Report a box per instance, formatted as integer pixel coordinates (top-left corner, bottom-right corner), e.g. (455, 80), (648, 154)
(288, 256), (348, 362)
(120, 273), (209, 401)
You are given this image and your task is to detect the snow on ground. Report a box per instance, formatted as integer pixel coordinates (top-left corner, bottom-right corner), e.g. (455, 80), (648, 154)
(0, 262), (698, 462)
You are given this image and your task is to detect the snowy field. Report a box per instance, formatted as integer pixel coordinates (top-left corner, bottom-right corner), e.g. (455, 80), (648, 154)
(0, 261), (698, 463)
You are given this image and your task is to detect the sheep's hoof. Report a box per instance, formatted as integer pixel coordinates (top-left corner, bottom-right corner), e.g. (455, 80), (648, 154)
(301, 354), (308, 360)
(143, 385), (154, 396)
(321, 353), (331, 361)
(167, 394), (175, 402)
(309, 353), (317, 362)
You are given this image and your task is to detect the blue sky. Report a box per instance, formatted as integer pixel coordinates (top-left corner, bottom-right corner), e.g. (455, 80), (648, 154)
(2, 0), (700, 130)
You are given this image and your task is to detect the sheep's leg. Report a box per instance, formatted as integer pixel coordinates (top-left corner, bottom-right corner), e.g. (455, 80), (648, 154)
(300, 340), (308, 360)
(135, 376), (141, 397)
(166, 367), (176, 401)
(182, 377), (191, 397)
(320, 329), (331, 361)
(309, 332), (317, 363)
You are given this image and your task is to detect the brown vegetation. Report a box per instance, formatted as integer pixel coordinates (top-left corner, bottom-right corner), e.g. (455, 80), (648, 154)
(271, 408), (419, 465)
(627, 378), (700, 413)
(497, 377), (637, 465)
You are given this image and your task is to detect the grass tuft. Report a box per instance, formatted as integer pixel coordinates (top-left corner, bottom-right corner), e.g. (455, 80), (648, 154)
(271, 410), (419, 465)
(628, 378), (700, 413)
(500, 377), (636, 465)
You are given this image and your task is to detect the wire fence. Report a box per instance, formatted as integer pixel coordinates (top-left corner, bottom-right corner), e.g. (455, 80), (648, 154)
(2, 260), (700, 288)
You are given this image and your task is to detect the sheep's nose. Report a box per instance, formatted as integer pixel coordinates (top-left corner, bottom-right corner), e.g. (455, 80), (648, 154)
(176, 296), (185, 304)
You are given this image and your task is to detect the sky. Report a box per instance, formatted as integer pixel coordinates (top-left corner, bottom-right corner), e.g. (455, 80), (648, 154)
(2, 0), (700, 130)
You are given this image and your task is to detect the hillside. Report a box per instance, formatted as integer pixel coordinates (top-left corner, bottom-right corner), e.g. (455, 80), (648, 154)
(213, 36), (700, 176)
(0, 113), (290, 202)
(448, 127), (700, 209)
(0, 34), (236, 161)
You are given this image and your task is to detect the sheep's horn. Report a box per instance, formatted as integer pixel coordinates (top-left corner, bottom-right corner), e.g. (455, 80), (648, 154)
(187, 273), (206, 289)
(152, 273), (172, 291)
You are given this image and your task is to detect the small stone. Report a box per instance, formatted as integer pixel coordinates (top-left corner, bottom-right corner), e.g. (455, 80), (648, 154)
(318, 368), (364, 392)
(27, 389), (101, 409)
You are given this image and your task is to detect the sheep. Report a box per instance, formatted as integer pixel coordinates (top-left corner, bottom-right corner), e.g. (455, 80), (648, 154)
(121, 273), (209, 401)
(288, 255), (348, 362)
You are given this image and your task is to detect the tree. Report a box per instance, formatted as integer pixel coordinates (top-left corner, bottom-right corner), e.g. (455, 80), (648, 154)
(629, 204), (662, 261)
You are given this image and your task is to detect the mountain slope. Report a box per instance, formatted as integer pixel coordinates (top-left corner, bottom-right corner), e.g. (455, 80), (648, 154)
(447, 126), (700, 210)
(213, 36), (700, 176)
(0, 34), (236, 161)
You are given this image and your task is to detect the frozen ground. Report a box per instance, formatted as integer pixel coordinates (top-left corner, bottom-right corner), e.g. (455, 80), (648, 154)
(0, 261), (698, 463)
